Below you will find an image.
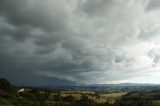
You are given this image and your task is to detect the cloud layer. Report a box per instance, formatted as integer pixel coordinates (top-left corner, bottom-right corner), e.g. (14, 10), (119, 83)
(1, 0), (160, 86)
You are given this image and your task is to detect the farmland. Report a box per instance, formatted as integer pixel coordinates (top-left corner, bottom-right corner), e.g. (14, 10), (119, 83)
(1, 78), (160, 106)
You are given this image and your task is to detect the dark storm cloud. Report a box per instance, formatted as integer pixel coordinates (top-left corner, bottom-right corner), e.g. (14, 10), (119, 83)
(0, 20), (34, 41)
(0, 0), (68, 31)
(1, 0), (160, 85)
(0, 2), (97, 85)
(0, 0), (76, 85)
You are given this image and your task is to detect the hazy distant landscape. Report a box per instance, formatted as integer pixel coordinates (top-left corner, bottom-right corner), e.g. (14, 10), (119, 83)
(1, 78), (160, 106)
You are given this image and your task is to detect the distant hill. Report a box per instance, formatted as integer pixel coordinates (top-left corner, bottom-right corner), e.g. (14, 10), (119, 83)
(90, 83), (160, 87)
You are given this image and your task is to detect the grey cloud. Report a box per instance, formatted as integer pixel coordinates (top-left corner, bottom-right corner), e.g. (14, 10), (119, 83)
(0, 0), (69, 30)
(138, 25), (160, 41)
(145, 0), (160, 11)
(153, 55), (160, 63)
(115, 55), (126, 63)
(80, 0), (114, 17)
(148, 48), (160, 64)
(0, 0), (160, 86)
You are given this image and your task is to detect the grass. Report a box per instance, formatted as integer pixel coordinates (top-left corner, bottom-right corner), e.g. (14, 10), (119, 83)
(100, 92), (127, 99)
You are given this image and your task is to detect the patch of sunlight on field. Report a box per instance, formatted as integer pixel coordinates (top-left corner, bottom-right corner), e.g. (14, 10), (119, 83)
(94, 97), (108, 103)
(61, 93), (82, 100)
(153, 100), (160, 106)
(52, 91), (127, 104)
(100, 92), (127, 99)
(59, 91), (95, 100)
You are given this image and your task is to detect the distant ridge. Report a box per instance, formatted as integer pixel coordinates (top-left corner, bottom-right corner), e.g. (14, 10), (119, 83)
(90, 83), (160, 87)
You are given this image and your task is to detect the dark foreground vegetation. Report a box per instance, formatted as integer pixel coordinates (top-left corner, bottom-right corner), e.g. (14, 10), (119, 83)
(1, 78), (160, 106)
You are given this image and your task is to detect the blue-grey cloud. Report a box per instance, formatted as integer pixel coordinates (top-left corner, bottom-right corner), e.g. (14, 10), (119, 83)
(1, 0), (160, 86)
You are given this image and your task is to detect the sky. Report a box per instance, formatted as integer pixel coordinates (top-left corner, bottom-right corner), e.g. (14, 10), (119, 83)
(1, 0), (160, 86)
